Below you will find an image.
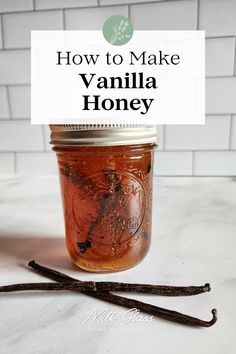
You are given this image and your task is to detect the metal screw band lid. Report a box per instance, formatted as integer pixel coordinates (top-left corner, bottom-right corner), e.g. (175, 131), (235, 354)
(50, 124), (158, 146)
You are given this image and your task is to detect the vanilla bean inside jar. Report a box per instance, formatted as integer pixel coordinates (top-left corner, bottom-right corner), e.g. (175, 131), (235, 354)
(50, 125), (157, 272)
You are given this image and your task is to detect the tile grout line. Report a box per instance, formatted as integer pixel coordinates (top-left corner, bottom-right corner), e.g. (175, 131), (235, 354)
(165, 0), (196, 2)
(162, 125), (166, 151)
(14, 152), (17, 174)
(234, 37), (236, 76)
(206, 35), (236, 40)
(62, 9), (66, 30)
(0, 14), (5, 49)
(0, 83), (30, 88)
(197, 0), (200, 30)
(205, 75), (236, 79)
(0, 47), (31, 51)
(5, 85), (12, 119)
(1, 44), (236, 56)
(192, 151), (195, 176)
(1, 114), (236, 120)
(41, 126), (47, 152)
(0, 118), (29, 122)
(101, 0), (193, 6)
(229, 114), (233, 150)
(0, 118), (31, 122)
(32, 0), (36, 11)
(206, 113), (236, 116)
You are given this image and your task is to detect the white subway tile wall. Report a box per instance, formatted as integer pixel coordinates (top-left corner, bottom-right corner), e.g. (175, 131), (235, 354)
(0, 121), (44, 151)
(154, 152), (193, 176)
(8, 86), (30, 118)
(206, 78), (236, 114)
(194, 151), (236, 176)
(0, 153), (14, 174)
(205, 37), (235, 77)
(0, 0), (235, 176)
(0, 50), (30, 84)
(0, 0), (33, 13)
(131, 0), (198, 30)
(199, 0), (236, 37)
(165, 116), (231, 150)
(3, 10), (63, 48)
(16, 152), (58, 175)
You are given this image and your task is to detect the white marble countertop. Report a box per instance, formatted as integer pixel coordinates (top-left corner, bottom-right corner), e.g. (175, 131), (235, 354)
(0, 176), (235, 354)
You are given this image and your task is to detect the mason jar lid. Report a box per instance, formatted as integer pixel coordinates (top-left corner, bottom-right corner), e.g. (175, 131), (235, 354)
(50, 124), (158, 146)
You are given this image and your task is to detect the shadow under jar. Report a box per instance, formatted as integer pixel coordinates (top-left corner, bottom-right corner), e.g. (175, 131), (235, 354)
(50, 125), (157, 272)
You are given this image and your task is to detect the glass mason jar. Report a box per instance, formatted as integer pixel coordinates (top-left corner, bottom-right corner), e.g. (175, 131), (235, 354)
(50, 125), (157, 272)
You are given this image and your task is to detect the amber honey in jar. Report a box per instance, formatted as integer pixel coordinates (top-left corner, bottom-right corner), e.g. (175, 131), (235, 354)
(50, 125), (157, 272)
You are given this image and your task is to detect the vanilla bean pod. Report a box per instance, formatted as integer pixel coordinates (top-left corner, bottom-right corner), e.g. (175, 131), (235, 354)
(0, 282), (87, 293)
(0, 280), (210, 296)
(28, 260), (217, 327)
(27, 261), (210, 296)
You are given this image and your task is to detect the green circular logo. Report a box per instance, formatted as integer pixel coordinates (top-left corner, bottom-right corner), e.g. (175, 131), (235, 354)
(103, 15), (133, 46)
